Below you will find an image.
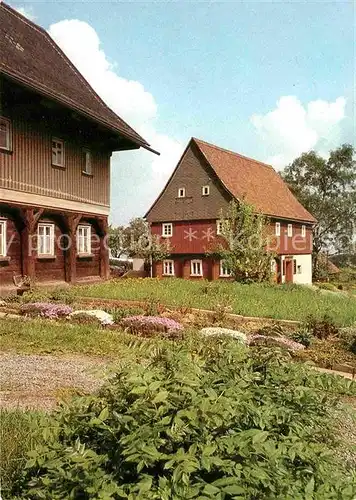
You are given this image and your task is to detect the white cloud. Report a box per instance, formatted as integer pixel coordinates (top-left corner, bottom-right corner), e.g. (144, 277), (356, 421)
(251, 95), (346, 169)
(15, 6), (36, 21)
(48, 19), (183, 224)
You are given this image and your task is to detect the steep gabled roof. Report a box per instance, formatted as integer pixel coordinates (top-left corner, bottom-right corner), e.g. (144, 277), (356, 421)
(0, 2), (156, 153)
(146, 137), (316, 223)
(193, 138), (316, 222)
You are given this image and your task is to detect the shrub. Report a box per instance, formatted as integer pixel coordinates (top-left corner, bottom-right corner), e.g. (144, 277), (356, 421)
(121, 315), (183, 339)
(143, 297), (164, 316)
(68, 311), (103, 327)
(20, 302), (73, 319)
(339, 327), (356, 355)
(13, 342), (356, 498)
(20, 289), (50, 304)
(49, 287), (76, 305)
(289, 328), (313, 347)
(306, 314), (339, 340)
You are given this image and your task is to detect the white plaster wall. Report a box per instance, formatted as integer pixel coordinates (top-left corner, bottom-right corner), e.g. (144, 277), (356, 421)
(280, 254), (312, 284)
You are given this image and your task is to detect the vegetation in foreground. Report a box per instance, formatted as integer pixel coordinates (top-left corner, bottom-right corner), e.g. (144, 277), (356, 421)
(73, 278), (356, 325)
(5, 339), (356, 499)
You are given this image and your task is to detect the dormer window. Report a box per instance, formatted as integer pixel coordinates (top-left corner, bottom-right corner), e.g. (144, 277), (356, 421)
(178, 187), (185, 198)
(287, 224), (293, 237)
(301, 225), (306, 237)
(202, 185), (210, 196)
(52, 138), (64, 167)
(83, 149), (92, 175)
(275, 222), (281, 236)
(0, 117), (11, 151)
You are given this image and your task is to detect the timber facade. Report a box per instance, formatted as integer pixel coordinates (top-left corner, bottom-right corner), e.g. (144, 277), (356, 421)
(0, 3), (154, 290)
(146, 138), (316, 285)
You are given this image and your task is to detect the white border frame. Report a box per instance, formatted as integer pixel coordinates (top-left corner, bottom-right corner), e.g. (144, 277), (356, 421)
(163, 259), (175, 276)
(0, 219), (7, 256)
(0, 116), (12, 152)
(202, 185), (210, 196)
(190, 259), (203, 277)
(177, 187), (186, 198)
(77, 224), (92, 255)
(162, 222), (173, 238)
(51, 137), (65, 168)
(37, 222), (55, 256)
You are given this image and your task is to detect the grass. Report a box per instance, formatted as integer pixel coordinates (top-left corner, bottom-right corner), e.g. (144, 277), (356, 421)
(0, 409), (43, 494)
(73, 278), (356, 326)
(0, 318), (165, 357)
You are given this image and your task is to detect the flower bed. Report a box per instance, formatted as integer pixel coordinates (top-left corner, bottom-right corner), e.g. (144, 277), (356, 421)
(121, 315), (183, 339)
(20, 302), (73, 319)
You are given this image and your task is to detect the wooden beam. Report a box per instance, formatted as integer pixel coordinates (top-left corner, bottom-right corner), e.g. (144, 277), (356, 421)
(65, 213), (83, 283)
(97, 216), (110, 280)
(20, 208), (44, 280)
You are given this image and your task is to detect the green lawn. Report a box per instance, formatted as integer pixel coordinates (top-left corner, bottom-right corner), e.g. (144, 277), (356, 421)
(0, 318), (159, 357)
(74, 278), (356, 326)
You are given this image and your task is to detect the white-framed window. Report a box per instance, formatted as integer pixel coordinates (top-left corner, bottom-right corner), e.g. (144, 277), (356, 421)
(178, 187), (185, 198)
(202, 185), (210, 196)
(275, 222), (281, 236)
(219, 260), (231, 277)
(83, 149), (92, 175)
(301, 225), (306, 237)
(0, 117), (11, 151)
(162, 223), (173, 238)
(0, 220), (7, 257)
(216, 220), (224, 235)
(163, 259), (175, 276)
(190, 259), (203, 277)
(77, 225), (91, 255)
(297, 264), (302, 275)
(52, 138), (64, 167)
(287, 224), (293, 237)
(37, 223), (55, 256)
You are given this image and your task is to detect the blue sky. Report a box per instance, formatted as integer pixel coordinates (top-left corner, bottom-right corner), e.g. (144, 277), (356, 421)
(11, 0), (355, 224)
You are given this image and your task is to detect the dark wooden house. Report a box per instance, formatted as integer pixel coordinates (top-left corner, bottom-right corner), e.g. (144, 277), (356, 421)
(0, 2), (155, 290)
(146, 138), (316, 284)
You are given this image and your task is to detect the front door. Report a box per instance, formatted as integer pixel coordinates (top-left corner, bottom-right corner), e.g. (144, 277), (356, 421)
(285, 259), (293, 283)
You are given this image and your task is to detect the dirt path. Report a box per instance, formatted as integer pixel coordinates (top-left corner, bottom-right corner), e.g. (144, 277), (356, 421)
(0, 353), (111, 410)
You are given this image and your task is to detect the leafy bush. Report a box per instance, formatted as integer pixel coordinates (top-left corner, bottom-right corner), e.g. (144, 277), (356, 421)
(306, 314), (339, 339)
(68, 311), (104, 327)
(13, 341), (356, 499)
(289, 328), (313, 347)
(20, 289), (51, 304)
(49, 287), (76, 305)
(121, 315), (183, 339)
(339, 327), (356, 355)
(20, 302), (73, 319)
(143, 297), (165, 316)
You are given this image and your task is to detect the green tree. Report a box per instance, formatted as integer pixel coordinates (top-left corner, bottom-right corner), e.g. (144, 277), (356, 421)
(109, 217), (170, 263)
(211, 200), (274, 282)
(282, 144), (356, 276)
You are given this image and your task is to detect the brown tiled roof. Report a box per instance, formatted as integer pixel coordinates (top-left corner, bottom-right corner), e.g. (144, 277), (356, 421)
(0, 2), (154, 152)
(193, 138), (316, 223)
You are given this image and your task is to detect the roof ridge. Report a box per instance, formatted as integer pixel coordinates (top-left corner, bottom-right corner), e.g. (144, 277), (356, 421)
(193, 137), (275, 170)
(2, 2), (148, 147)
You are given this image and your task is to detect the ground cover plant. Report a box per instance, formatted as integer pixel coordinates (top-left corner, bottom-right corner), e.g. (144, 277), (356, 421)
(73, 278), (356, 326)
(9, 339), (356, 499)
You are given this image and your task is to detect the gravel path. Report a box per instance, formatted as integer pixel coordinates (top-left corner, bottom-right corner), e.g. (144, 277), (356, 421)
(0, 353), (110, 410)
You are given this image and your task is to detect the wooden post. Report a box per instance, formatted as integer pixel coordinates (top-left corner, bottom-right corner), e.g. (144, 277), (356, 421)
(65, 213), (82, 283)
(97, 216), (110, 280)
(20, 208), (44, 281)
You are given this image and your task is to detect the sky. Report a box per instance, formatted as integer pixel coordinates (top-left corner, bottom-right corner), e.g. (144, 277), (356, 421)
(11, 0), (355, 225)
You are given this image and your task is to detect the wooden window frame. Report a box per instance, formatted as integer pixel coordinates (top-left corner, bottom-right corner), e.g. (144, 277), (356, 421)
(177, 187), (185, 198)
(163, 259), (175, 276)
(82, 148), (92, 176)
(52, 137), (65, 168)
(202, 185), (210, 196)
(190, 259), (203, 277)
(37, 223), (55, 257)
(301, 225), (306, 238)
(162, 223), (173, 238)
(287, 224), (293, 237)
(219, 260), (231, 277)
(0, 116), (12, 152)
(0, 219), (7, 257)
(275, 222), (281, 236)
(77, 225), (91, 255)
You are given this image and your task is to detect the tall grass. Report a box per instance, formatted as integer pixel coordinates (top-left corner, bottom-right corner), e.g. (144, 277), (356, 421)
(74, 278), (356, 326)
(0, 409), (42, 494)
